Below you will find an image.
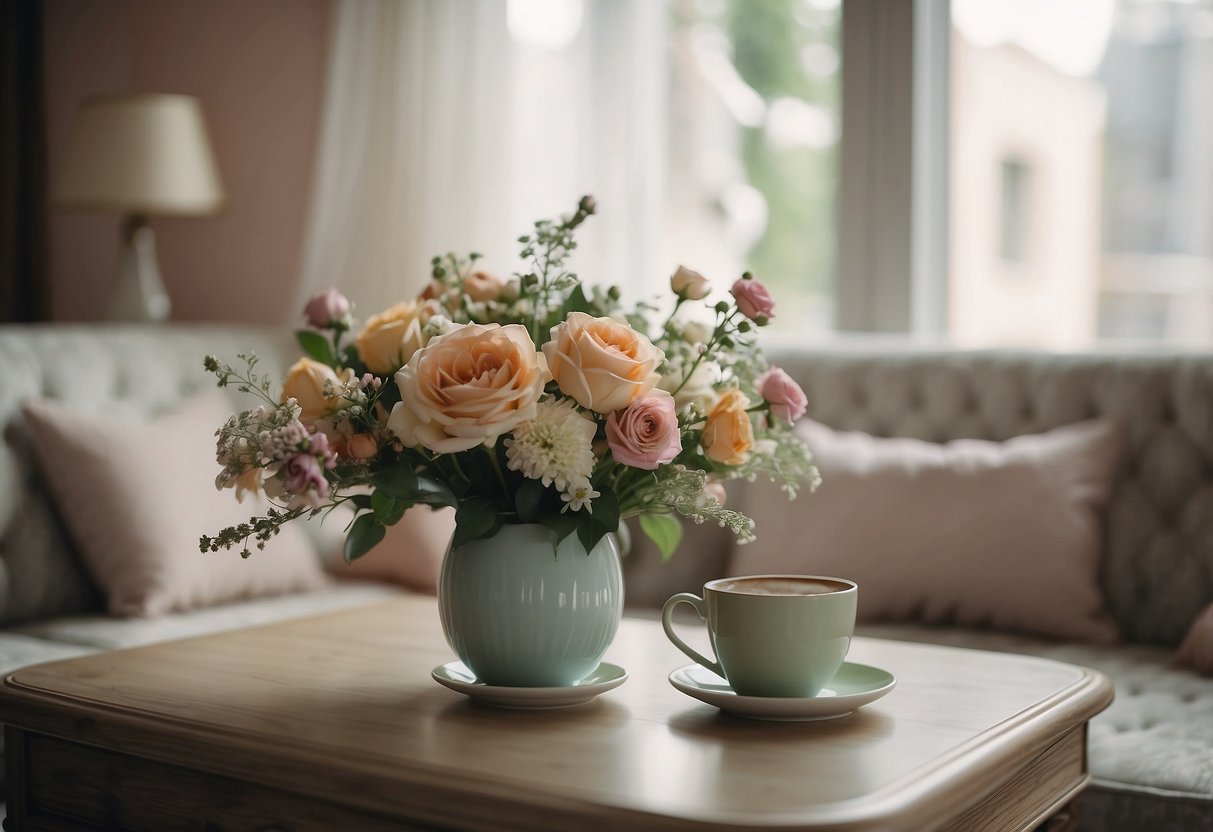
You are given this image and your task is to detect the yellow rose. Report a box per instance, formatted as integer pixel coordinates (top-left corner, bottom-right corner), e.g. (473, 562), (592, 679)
(542, 312), (664, 413)
(354, 300), (437, 375)
(388, 323), (545, 453)
(701, 389), (754, 465)
(281, 357), (351, 424)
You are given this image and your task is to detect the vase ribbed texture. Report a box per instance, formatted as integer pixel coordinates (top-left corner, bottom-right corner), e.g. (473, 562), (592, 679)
(439, 524), (623, 687)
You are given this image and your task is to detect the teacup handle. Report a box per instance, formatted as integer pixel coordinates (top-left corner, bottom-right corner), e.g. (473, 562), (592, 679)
(661, 593), (725, 678)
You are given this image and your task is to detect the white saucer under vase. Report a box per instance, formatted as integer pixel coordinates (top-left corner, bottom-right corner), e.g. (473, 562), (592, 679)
(431, 661), (628, 709)
(669, 661), (896, 721)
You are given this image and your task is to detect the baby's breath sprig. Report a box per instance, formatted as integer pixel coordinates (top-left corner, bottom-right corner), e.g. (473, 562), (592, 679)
(199, 506), (310, 558)
(203, 353), (278, 408)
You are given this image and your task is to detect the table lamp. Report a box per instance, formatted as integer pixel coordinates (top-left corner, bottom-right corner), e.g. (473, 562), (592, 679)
(53, 94), (225, 322)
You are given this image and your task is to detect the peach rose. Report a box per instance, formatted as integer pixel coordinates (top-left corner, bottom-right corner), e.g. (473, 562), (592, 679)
(462, 270), (505, 302)
(542, 312), (664, 413)
(388, 323), (545, 453)
(701, 389), (754, 465)
(347, 433), (378, 460)
(354, 300), (438, 375)
(281, 357), (352, 424)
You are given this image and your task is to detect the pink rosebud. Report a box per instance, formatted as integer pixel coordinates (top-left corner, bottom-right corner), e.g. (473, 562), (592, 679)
(704, 481), (727, 508)
(304, 288), (351, 328)
(605, 390), (682, 470)
(757, 366), (807, 424)
(280, 453), (328, 506)
(730, 276), (776, 322)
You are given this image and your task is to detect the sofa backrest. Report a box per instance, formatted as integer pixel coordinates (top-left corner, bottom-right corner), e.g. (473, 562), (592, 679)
(0, 324), (295, 625)
(629, 343), (1213, 646)
(793, 346), (1213, 644)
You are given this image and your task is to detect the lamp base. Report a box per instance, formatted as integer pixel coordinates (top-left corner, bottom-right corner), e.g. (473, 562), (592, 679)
(106, 214), (171, 322)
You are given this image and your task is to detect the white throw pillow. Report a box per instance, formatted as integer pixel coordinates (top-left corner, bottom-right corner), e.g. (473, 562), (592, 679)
(22, 392), (329, 617)
(731, 418), (1125, 644)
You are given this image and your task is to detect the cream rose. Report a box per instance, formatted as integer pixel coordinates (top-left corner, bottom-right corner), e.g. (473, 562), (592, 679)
(658, 359), (720, 413)
(701, 389), (754, 465)
(388, 323), (545, 453)
(355, 300), (438, 375)
(281, 357), (352, 424)
(542, 312), (664, 413)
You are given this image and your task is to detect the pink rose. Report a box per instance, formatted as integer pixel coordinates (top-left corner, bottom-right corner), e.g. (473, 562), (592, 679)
(304, 288), (351, 328)
(605, 390), (682, 470)
(730, 276), (776, 322)
(280, 453), (328, 506)
(757, 366), (807, 424)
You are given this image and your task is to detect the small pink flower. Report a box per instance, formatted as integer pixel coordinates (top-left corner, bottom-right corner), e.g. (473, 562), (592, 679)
(730, 276), (776, 322)
(418, 280), (444, 302)
(606, 390), (682, 470)
(304, 288), (351, 328)
(703, 481), (727, 508)
(281, 453), (328, 505)
(757, 366), (807, 424)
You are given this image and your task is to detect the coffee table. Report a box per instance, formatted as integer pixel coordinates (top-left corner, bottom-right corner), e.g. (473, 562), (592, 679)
(0, 596), (1111, 831)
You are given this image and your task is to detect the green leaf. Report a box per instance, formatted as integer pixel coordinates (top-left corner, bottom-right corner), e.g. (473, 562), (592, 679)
(371, 489), (409, 526)
(540, 511), (580, 546)
(576, 487), (619, 554)
(560, 283), (595, 318)
(348, 494), (373, 511)
(374, 465), (418, 499)
(638, 512), (683, 561)
(296, 330), (335, 366)
(514, 479), (545, 523)
(452, 497), (500, 548)
(412, 476), (458, 508)
(344, 513), (385, 563)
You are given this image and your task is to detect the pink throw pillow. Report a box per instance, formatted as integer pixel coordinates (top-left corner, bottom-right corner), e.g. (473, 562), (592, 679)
(322, 506), (455, 594)
(1177, 603), (1213, 675)
(22, 393), (329, 617)
(731, 419), (1125, 643)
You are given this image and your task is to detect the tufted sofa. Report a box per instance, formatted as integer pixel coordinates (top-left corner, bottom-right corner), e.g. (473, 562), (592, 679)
(625, 341), (1213, 831)
(2, 325), (1212, 830)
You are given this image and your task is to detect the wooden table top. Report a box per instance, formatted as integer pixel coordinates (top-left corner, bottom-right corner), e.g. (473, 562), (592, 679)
(0, 596), (1112, 831)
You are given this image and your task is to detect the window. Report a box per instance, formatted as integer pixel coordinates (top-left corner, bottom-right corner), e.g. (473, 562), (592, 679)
(999, 159), (1030, 264)
(666, 0), (841, 333)
(950, 0), (1213, 348)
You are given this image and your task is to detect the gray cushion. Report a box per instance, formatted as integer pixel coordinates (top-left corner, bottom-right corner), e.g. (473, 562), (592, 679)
(856, 622), (1213, 829)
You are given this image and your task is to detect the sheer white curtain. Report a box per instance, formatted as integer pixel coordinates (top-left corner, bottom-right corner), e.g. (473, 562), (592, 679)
(297, 0), (668, 315)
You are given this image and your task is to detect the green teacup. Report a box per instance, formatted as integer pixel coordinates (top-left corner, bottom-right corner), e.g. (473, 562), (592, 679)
(662, 575), (858, 698)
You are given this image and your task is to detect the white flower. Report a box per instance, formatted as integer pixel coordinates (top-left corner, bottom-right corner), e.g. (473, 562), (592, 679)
(561, 481), (600, 514)
(658, 359), (720, 412)
(504, 398), (597, 494)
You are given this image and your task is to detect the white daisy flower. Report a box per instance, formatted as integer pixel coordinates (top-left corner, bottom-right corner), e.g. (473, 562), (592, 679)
(560, 480), (601, 514)
(504, 398), (597, 494)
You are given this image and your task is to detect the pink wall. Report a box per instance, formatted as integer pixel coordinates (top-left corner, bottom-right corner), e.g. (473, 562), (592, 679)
(43, 0), (331, 323)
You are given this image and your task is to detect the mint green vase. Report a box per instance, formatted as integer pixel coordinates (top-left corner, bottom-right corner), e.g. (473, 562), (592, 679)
(438, 523), (623, 687)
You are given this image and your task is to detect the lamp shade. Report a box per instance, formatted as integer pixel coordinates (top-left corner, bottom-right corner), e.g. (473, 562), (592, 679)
(53, 93), (225, 215)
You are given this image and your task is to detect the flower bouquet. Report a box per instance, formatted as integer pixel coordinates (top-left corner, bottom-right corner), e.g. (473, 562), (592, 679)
(201, 196), (818, 567)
